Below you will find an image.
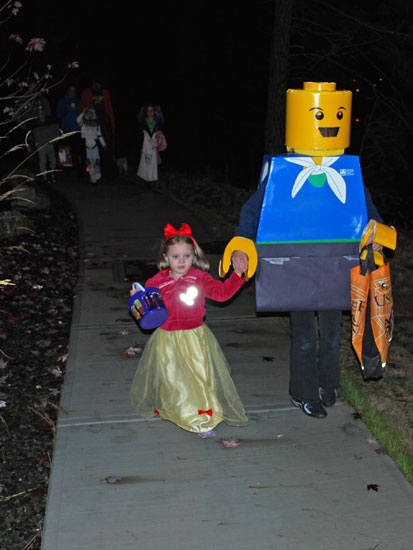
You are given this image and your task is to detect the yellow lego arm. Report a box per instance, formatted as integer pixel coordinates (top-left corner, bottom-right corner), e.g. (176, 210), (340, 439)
(360, 220), (397, 265)
(219, 237), (258, 282)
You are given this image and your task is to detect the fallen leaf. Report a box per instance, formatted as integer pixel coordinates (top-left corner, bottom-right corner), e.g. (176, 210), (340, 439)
(50, 368), (63, 377)
(352, 411), (363, 420)
(375, 448), (386, 455)
(37, 339), (51, 349)
(262, 356), (274, 362)
(123, 346), (143, 358)
(219, 437), (240, 448)
(30, 487), (46, 500)
(10, 315), (21, 324)
(104, 476), (122, 484)
(367, 483), (380, 492)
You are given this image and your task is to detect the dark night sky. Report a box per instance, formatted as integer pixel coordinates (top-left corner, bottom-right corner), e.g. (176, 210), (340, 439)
(9, 0), (413, 199)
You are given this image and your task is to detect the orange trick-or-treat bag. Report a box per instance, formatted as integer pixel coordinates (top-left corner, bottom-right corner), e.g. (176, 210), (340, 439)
(351, 246), (394, 380)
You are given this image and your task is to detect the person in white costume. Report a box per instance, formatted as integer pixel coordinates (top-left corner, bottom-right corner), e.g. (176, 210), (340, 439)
(137, 104), (166, 182)
(77, 107), (106, 184)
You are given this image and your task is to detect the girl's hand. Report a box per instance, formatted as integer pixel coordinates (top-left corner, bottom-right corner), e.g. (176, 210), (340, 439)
(130, 290), (138, 297)
(232, 250), (248, 277)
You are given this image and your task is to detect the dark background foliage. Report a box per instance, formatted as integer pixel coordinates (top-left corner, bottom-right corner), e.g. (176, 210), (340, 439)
(10, 0), (413, 222)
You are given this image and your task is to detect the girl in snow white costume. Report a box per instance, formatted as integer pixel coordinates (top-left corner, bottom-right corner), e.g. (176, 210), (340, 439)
(130, 223), (248, 437)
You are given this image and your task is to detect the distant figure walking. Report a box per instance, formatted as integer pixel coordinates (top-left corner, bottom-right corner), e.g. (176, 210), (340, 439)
(80, 78), (115, 179)
(130, 223), (248, 437)
(136, 104), (167, 182)
(56, 85), (80, 133)
(56, 85), (83, 175)
(31, 94), (59, 182)
(15, 78), (59, 181)
(77, 107), (106, 185)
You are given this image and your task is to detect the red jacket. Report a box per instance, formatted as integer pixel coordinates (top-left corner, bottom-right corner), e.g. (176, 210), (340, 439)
(145, 267), (244, 331)
(79, 88), (115, 129)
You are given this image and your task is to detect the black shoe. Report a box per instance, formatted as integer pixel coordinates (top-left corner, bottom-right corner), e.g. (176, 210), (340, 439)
(319, 387), (337, 407)
(290, 397), (327, 419)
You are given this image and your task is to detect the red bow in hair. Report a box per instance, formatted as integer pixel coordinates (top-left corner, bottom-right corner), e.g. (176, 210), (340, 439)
(164, 223), (196, 247)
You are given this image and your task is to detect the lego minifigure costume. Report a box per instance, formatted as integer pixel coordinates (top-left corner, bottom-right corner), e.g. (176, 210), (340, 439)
(234, 82), (382, 407)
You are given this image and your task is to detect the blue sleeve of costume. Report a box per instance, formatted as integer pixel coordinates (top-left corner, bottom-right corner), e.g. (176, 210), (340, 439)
(234, 183), (266, 240)
(364, 186), (382, 222)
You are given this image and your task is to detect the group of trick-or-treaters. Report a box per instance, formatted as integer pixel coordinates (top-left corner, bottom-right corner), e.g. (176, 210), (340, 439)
(17, 77), (166, 185)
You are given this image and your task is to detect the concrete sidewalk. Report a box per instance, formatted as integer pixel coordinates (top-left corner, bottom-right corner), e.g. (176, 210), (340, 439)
(42, 178), (412, 550)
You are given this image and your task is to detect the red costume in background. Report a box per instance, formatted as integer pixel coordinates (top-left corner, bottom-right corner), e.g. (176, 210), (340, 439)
(79, 88), (115, 132)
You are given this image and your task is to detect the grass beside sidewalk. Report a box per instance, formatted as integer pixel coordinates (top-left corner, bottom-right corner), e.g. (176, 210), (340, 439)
(340, 319), (413, 483)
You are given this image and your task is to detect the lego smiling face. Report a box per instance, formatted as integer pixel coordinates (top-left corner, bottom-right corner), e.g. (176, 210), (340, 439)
(285, 82), (352, 156)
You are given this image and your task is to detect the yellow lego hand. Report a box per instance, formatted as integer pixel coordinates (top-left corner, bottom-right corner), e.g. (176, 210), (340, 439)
(359, 220), (397, 266)
(360, 248), (385, 266)
(219, 237), (258, 282)
(360, 220), (397, 251)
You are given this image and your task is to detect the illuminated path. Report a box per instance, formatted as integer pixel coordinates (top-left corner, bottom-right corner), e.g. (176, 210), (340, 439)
(42, 177), (413, 550)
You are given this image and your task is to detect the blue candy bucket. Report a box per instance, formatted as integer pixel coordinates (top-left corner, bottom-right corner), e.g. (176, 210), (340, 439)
(128, 286), (169, 330)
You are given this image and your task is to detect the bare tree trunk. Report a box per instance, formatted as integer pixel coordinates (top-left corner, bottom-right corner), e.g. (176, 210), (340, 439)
(264, 0), (294, 155)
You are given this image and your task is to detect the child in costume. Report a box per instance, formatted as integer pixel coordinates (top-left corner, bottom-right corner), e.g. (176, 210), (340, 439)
(77, 107), (106, 184)
(130, 223), (248, 437)
(136, 104), (166, 182)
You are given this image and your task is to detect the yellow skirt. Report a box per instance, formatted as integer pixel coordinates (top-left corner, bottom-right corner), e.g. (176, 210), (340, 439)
(130, 324), (248, 433)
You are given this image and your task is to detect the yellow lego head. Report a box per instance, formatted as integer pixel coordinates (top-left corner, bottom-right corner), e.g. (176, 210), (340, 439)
(285, 82), (352, 156)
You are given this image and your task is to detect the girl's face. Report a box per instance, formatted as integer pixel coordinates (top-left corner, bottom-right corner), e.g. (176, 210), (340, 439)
(164, 242), (194, 280)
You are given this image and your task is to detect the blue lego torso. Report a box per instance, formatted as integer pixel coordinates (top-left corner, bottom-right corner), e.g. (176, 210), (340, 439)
(256, 154), (368, 244)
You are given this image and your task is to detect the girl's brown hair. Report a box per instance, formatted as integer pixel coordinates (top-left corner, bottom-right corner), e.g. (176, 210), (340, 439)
(157, 235), (210, 272)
